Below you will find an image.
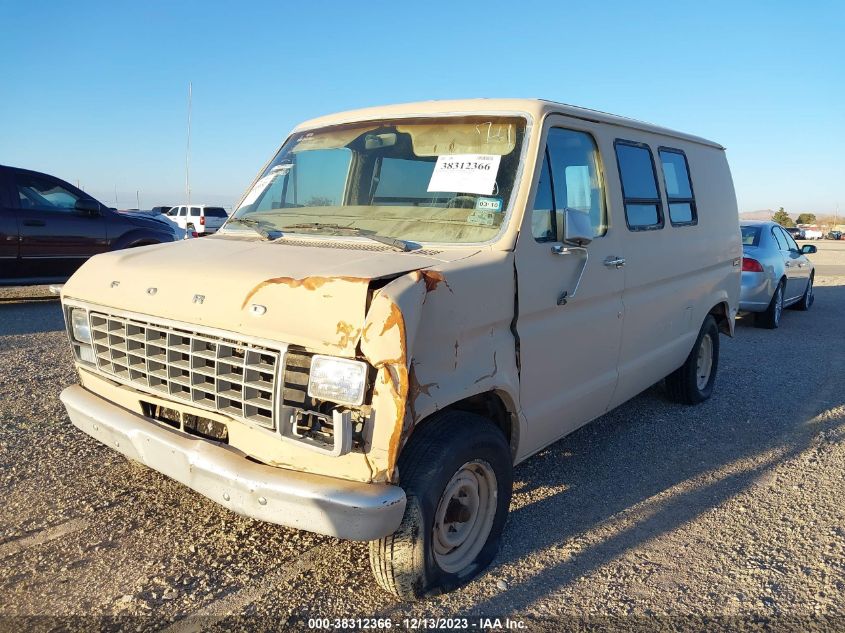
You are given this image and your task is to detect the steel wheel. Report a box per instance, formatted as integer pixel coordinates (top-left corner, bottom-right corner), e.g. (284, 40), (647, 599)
(695, 333), (714, 391)
(432, 460), (498, 574)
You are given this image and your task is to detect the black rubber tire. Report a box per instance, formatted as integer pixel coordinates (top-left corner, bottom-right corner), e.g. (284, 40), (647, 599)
(755, 280), (785, 329)
(791, 274), (814, 311)
(665, 315), (720, 405)
(369, 411), (512, 601)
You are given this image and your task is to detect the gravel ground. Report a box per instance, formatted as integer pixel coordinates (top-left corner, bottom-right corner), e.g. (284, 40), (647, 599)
(0, 250), (843, 631)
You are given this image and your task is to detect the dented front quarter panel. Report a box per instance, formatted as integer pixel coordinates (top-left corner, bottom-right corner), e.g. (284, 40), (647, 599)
(363, 250), (522, 482)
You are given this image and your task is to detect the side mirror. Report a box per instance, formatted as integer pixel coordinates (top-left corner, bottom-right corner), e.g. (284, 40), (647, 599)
(563, 208), (593, 247)
(801, 244), (817, 254)
(75, 199), (101, 215)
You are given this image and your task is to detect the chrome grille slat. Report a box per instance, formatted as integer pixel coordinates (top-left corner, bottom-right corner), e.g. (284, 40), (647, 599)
(89, 311), (282, 430)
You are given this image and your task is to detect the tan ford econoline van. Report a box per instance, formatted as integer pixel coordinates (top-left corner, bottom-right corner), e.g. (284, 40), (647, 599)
(59, 99), (741, 599)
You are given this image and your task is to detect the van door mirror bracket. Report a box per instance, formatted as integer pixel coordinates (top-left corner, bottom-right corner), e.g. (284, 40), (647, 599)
(550, 244), (589, 305)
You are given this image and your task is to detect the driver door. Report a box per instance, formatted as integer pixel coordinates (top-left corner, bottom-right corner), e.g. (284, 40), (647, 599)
(13, 171), (107, 279)
(515, 119), (625, 457)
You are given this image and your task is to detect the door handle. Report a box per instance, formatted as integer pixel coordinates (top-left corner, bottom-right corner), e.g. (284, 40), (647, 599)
(23, 220), (46, 227)
(604, 256), (626, 268)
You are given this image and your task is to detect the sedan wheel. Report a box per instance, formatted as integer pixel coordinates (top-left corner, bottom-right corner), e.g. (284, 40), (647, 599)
(755, 281), (784, 329)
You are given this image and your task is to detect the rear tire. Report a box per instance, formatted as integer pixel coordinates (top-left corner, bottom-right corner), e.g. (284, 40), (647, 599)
(755, 280), (785, 329)
(665, 315), (720, 405)
(792, 274), (814, 311)
(369, 411), (512, 601)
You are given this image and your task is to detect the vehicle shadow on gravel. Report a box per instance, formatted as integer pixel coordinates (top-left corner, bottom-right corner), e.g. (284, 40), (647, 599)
(0, 302), (65, 337)
(448, 283), (845, 616)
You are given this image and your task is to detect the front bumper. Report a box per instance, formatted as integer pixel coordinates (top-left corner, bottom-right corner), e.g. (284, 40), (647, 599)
(60, 385), (406, 540)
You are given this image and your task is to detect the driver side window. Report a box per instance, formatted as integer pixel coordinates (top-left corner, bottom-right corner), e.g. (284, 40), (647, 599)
(16, 174), (80, 212)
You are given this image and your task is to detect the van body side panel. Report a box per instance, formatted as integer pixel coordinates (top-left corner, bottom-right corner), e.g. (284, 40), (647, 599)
(610, 141), (740, 408)
(401, 250), (522, 453)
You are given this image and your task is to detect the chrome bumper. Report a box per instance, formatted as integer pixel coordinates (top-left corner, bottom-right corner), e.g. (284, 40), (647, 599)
(60, 385), (406, 540)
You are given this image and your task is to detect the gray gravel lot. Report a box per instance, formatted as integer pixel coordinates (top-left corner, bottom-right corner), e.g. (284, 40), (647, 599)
(0, 251), (843, 631)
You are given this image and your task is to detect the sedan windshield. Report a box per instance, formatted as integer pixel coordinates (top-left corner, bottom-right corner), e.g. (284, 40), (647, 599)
(228, 116), (526, 244)
(741, 225), (761, 246)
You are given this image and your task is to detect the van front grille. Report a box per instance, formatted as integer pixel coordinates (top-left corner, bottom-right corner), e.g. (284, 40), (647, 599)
(88, 311), (282, 429)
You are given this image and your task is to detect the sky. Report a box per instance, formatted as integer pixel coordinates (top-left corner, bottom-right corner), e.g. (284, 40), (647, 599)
(1, 1), (843, 215)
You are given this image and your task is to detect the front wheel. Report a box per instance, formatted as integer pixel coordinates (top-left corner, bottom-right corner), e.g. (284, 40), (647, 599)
(665, 315), (720, 405)
(369, 411), (512, 600)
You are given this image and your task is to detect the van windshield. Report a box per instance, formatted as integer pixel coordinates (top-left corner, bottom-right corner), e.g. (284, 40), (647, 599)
(228, 116), (526, 244)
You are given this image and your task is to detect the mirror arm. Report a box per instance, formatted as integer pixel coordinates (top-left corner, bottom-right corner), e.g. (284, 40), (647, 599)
(551, 245), (589, 305)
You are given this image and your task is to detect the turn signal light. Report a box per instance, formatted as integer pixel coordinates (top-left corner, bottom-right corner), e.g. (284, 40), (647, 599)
(742, 257), (764, 272)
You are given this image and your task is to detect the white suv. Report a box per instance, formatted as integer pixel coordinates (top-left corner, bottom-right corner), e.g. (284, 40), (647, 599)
(164, 205), (228, 236)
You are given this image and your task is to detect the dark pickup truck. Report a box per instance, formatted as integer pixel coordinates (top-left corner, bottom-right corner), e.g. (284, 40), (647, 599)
(0, 165), (180, 286)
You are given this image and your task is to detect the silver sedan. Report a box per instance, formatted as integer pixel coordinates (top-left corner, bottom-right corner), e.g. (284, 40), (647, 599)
(740, 221), (816, 328)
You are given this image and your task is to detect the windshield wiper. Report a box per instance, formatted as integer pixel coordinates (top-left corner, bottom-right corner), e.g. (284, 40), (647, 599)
(225, 217), (280, 240)
(281, 223), (412, 252)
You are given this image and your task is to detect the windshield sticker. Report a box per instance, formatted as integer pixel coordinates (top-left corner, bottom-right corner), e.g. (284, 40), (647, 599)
(427, 154), (501, 196)
(467, 208), (496, 226)
(238, 173), (276, 209)
(475, 196), (503, 212)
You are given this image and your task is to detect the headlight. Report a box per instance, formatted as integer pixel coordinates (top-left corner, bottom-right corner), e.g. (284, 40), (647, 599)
(307, 355), (367, 406)
(71, 308), (91, 344)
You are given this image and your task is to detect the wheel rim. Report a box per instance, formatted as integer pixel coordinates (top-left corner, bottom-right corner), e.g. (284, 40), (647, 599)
(695, 333), (713, 391)
(774, 285), (783, 324)
(432, 460), (498, 574)
(807, 278), (814, 306)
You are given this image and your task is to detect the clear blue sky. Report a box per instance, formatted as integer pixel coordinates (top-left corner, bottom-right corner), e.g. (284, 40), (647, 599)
(1, 1), (843, 215)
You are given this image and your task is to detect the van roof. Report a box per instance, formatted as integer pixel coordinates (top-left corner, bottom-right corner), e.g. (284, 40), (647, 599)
(294, 98), (725, 150)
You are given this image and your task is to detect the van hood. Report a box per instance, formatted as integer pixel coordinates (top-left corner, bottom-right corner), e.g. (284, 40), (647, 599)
(63, 235), (468, 356)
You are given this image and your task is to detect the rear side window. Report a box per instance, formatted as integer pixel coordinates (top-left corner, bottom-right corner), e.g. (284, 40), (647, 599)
(204, 207), (228, 217)
(741, 226), (761, 246)
(659, 148), (697, 225)
(190, 207), (201, 216)
(614, 141), (663, 230)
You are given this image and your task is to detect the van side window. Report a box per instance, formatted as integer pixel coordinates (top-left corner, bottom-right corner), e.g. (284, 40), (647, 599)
(531, 151), (556, 242)
(614, 140), (663, 230)
(547, 128), (607, 236)
(658, 148), (697, 225)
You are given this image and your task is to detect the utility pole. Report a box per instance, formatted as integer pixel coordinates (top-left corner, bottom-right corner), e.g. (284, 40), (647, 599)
(186, 81), (192, 206)
(114, 185), (118, 209)
(136, 190), (141, 209)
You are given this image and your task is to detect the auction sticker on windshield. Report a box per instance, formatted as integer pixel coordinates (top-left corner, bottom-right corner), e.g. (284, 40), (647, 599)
(427, 154), (501, 195)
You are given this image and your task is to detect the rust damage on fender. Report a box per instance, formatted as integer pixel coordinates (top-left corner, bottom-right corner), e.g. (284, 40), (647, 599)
(325, 320), (361, 350)
(407, 361), (438, 423)
(241, 275), (368, 309)
(420, 270), (452, 297)
(359, 274), (427, 482)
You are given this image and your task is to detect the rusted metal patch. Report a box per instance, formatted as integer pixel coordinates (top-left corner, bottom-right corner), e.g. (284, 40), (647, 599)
(241, 276), (368, 309)
(407, 361), (438, 423)
(420, 270), (452, 294)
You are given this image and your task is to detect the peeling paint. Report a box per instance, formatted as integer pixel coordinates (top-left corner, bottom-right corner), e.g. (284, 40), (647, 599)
(330, 321), (361, 350)
(241, 275), (368, 309)
(421, 270), (452, 294)
(407, 362), (438, 422)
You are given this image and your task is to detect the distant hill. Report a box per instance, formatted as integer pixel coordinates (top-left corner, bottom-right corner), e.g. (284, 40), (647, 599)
(740, 209), (776, 220)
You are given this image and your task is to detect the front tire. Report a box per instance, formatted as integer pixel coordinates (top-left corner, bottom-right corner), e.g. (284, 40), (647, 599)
(665, 315), (720, 405)
(369, 411), (512, 600)
(755, 280), (785, 329)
